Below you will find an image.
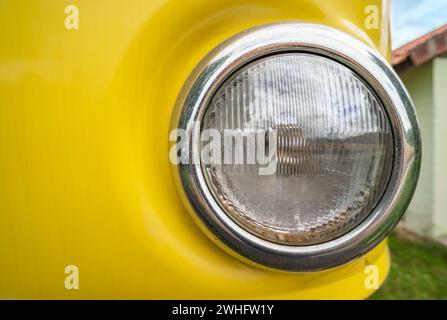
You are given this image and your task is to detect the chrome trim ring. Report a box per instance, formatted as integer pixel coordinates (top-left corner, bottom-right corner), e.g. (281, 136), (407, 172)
(171, 22), (421, 272)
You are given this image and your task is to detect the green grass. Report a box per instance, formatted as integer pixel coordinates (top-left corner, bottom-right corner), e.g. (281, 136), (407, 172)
(372, 232), (447, 299)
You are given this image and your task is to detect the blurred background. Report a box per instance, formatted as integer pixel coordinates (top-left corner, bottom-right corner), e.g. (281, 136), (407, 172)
(373, 0), (447, 299)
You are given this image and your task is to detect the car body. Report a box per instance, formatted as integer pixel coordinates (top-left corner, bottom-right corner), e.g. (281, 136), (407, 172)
(0, 0), (417, 299)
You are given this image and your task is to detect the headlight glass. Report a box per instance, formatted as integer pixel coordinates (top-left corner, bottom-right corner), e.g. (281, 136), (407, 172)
(200, 53), (393, 245)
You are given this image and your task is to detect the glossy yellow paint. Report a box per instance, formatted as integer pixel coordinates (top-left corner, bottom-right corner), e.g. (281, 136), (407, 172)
(0, 0), (391, 299)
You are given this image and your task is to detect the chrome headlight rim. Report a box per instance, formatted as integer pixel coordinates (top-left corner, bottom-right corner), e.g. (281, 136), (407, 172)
(172, 22), (421, 272)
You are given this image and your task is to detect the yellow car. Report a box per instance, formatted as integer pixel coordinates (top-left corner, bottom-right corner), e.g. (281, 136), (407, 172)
(0, 0), (420, 299)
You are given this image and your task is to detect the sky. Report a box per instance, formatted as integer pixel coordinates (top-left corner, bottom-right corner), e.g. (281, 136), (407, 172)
(392, 0), (447, 48)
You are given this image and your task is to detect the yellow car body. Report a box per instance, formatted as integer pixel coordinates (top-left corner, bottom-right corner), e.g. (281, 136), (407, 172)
(0, 0), (392, 299)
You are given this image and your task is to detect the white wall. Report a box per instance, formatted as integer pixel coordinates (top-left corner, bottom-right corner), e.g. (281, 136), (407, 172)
(433, 57), (447, 238)
(401, 57), (447, 241)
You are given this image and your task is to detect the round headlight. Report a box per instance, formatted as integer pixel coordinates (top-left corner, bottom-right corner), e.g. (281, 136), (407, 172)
(201, 53), (393, 246)
(171, 23), (421, 271)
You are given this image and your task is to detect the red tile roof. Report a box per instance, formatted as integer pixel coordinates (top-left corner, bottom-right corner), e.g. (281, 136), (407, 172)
(392, 24), (447, 73)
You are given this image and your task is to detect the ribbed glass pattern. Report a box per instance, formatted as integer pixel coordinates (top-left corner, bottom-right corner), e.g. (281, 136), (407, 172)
(200, 53), (393, 246)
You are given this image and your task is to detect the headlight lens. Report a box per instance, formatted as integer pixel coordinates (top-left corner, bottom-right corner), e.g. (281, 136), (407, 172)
(172, 23), (421, 271)
(201, 53), (393, 245)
